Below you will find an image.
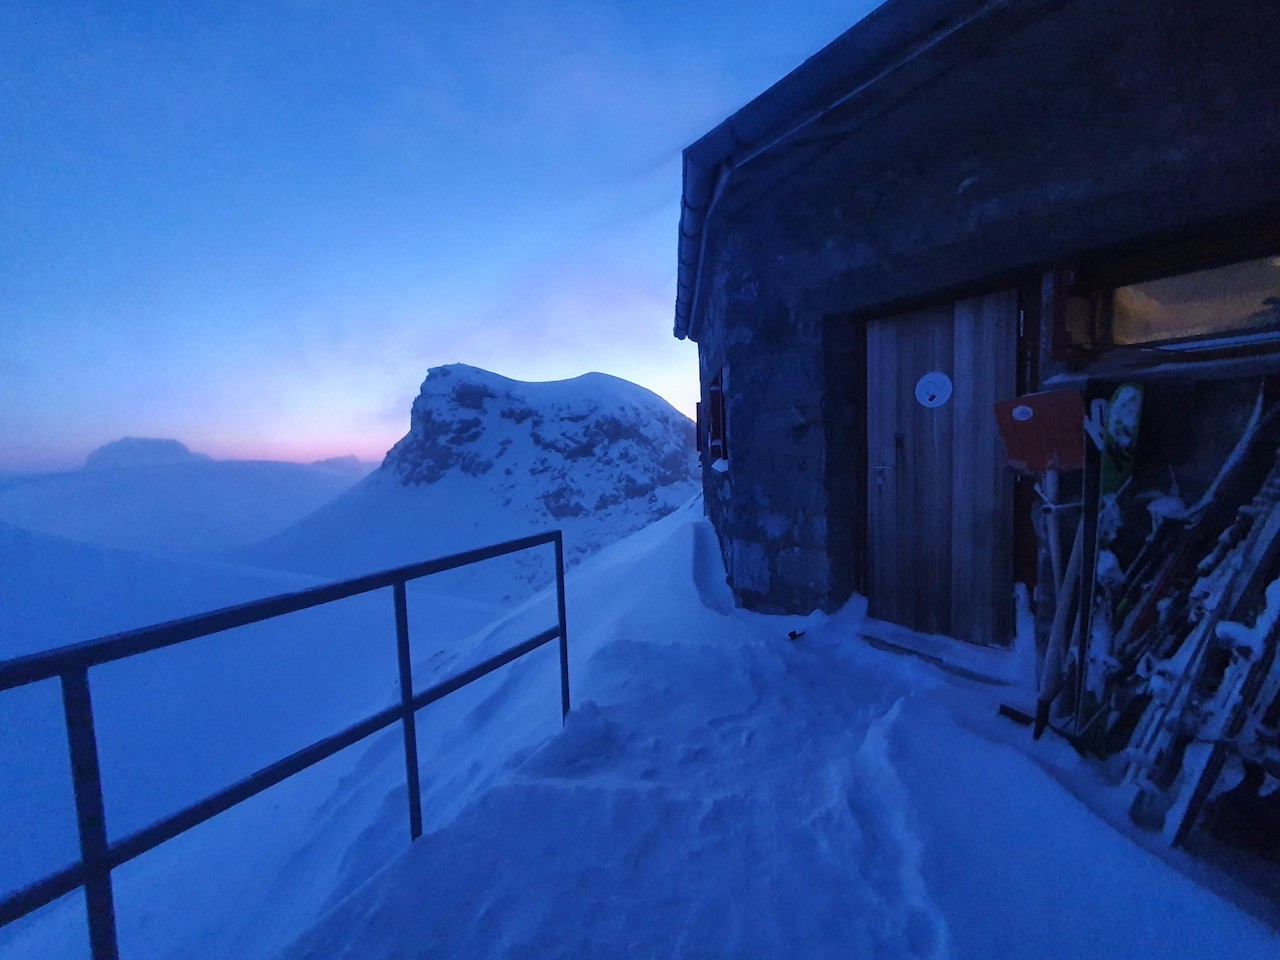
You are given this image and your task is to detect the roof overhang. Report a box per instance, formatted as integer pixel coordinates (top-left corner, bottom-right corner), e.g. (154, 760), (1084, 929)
(673, 0), (1009, 341)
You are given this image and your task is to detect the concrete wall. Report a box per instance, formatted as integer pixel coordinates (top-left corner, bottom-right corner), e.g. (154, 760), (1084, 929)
(692, 0), (1280, 613)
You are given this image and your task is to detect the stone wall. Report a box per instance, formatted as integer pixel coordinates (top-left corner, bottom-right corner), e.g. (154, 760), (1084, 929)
(690, 0), (1280, 614)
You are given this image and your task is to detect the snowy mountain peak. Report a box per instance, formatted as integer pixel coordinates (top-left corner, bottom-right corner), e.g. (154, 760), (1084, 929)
(382, 364), (695, 518)
(245, 365), (699, 578)
(85, 437), (208, 470)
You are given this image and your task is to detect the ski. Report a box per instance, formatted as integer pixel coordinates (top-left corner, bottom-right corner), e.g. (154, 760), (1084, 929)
(1077, 383), (1144, 727)
(1127, 448), (1280, 833)
(1167, 582), (1280, 846)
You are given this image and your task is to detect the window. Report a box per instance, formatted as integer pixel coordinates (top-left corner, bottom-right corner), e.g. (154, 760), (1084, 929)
(701, 369), (728, 472)
(1109, 255), (1280, 346)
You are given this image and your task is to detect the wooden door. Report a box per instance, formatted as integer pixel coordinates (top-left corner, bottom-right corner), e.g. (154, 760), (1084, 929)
(865, 291), (1017, 646)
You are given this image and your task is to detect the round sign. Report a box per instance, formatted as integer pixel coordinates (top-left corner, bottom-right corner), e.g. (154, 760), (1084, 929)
(1012, 404), (1034, 422)
(914, 371), (953, 408)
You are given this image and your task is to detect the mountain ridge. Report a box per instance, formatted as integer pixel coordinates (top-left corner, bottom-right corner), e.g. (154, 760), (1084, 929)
(241, 364), (699, 579)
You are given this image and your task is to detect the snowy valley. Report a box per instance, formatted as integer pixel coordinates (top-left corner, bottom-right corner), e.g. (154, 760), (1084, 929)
(0, 439), (374, 562)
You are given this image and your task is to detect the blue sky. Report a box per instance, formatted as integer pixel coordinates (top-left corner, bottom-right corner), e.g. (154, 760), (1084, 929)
(1, 1), (878, 470)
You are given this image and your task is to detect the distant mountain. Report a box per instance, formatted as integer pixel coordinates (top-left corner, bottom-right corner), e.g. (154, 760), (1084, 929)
(310, 455), (377, 476)
(85, 436), (209, 469)
(240, 364), (698, 580)
(0, 455), (365, 560)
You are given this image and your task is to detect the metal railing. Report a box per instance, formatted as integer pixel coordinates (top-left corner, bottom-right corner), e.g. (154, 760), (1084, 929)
(0, 530), (570, 960)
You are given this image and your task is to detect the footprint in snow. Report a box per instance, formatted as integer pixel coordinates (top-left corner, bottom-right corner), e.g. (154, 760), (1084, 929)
(847, 697), (952, 960)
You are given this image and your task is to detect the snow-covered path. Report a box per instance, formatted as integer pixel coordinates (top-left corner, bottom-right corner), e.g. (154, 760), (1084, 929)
(279, 507), (1279, 960)
(288, 638), (942, 958)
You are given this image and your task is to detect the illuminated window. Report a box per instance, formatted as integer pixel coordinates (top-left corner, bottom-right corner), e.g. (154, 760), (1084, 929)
(1109, 255), (1280, 346)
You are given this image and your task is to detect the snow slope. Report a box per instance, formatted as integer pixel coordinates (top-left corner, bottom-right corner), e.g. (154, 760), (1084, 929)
(4, 366), (1271, 959)
(0, 522), (313, 661)
(3, 506), (1277, 959)
(0, 523), (405, 900)
(239, 364), (698, 581)
(277, 505), (1279, 960)
(0, 367), (700, 960)
(0, 453), (369, 560)
(0, 516), (555, 926)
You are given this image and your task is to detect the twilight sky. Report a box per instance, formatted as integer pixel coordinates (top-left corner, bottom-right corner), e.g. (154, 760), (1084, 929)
(2, 0), (879, 471)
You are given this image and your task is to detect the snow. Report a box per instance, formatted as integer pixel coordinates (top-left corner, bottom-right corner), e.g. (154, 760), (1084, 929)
(277, 505), (1278, 960)
(1148, 493), (1188, 523)
(238, 364), (699, 582)
(1217, 577), (1280, 658)
(0, 523), (401, 897)
(1106, 384), (1143, 448)
(1, 369), (1276, 960)
(0, 456), (369, 560)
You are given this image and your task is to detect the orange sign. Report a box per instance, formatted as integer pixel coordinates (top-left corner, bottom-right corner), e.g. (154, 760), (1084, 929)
(993, 389), (1086, 474)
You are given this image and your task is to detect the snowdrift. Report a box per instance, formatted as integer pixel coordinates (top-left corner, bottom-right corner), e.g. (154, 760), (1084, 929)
(4, 508), (1278, 959)
(278, 506), (1280, 960)
(0, 524), (400, 901)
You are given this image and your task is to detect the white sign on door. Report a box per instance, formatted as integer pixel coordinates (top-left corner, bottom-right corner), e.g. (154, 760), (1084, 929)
(914, 371), (953, 408)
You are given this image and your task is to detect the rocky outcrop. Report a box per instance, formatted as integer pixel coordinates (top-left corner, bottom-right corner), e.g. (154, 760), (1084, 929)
(381, 365), (697, 537)
(244, 365), (699, 579)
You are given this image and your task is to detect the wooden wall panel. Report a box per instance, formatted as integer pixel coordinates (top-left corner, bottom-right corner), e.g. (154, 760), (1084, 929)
(950, 291), (1017, 646)
(867, 305), (954, 634)
(866, 317), (896, 624)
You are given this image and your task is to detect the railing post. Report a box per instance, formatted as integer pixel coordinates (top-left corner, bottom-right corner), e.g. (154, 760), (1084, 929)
(61, 668), (120, 960)
(554, 533), (570, 724)
(393, 583), (424, 841)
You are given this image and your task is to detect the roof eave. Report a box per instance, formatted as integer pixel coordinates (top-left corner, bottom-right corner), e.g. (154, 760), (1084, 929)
(673, 0), (1006, 342)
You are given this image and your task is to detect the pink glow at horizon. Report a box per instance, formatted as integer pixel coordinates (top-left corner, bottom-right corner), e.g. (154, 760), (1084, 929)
(1, 1), (878, 473)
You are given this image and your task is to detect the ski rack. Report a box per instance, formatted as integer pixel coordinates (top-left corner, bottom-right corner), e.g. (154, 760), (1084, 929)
(1126, 449), (1280, 839)
(1031, 376), (1280, 850)
(0, 530), (571, 960)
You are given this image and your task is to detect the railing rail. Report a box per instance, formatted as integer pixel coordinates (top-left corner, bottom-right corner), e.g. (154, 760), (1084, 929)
(0, 530), (570, 960)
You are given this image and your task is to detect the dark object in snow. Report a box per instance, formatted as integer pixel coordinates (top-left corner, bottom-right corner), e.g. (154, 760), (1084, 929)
(1039, 384), (1269, 741)
(787, 630), (805, 642)
(995, 388), (1091, 737)
(998, 704), (1034, 726)
(1037, 503), (1084, 740)
(1127, 444), (1280, 842)
(1204, 763), (1280, 861)
(1166, 570), (1280, 847)
(1021, 372), (1280, 856)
